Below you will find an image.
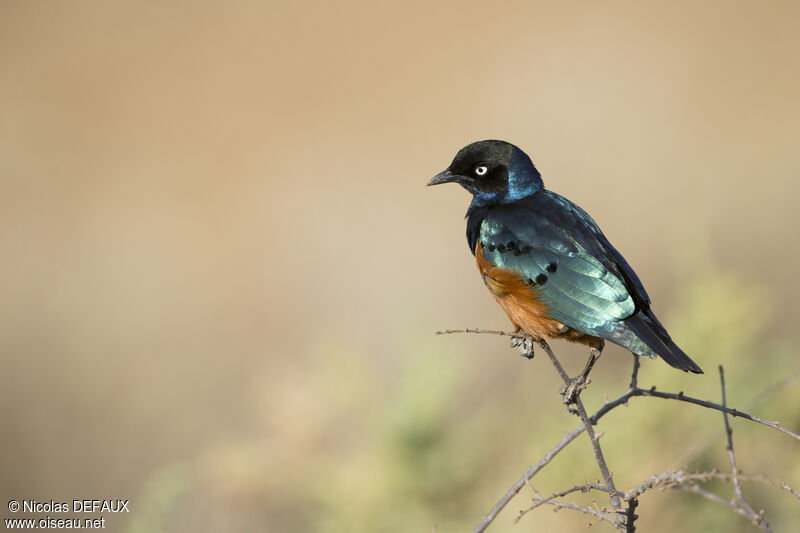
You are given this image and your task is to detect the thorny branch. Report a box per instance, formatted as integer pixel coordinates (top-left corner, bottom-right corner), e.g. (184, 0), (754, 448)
(525, 498), (618, 527)
(435, 328), (800, 532)
(623, 470), (800, 502)
(514, 482), (615, 522)
(536, 339), (622, 514)
(719, 365), (773, 532)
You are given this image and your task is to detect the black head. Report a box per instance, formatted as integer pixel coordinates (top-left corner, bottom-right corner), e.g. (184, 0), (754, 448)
(428, 140), (543, 206)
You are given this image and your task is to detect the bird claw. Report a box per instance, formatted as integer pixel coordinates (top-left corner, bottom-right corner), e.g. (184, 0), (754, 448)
(510, 333), (535, 359)
(560, 375), (591, 411)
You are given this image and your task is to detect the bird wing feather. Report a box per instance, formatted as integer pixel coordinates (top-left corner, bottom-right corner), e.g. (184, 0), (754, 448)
(478, 191), (638, 337)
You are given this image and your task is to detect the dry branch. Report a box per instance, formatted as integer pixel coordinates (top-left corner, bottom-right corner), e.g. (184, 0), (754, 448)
(436, 327), (800, 532)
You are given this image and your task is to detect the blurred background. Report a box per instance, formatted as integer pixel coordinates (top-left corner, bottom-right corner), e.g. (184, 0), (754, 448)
(1, 1), (799, 531)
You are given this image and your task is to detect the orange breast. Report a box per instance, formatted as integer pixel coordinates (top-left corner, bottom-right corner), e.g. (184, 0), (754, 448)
(475, 242), (600, 347)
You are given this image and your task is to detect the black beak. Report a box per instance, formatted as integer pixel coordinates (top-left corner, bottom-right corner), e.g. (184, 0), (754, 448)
(428, 169), (468, 186)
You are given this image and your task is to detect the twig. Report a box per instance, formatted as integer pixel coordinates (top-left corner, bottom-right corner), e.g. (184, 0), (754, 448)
(525, 498), (621, 529)
(678, 483), (753, 519)
(623, 470), (800, 501)
(435, 328), (516, 337)
(515, 482), (617, 522)
(590, 388), (800, 442)
(678, 369), (800, 467)
(720, 366), (772, 532)
(537, 340), (622, 514)
(508, 467), (800, 529)
(721, 366), (751, 509)
(629, 354), (640, 390)
(524, 478), (541, 498)
(471, 426), (585, 533)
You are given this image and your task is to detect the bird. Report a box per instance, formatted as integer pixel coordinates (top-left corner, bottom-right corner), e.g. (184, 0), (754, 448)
(428, 140), (702, 403)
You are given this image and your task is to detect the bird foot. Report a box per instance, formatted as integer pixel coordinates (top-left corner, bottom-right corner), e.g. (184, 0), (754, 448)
(560, 375), (591, 411)
(510, 333), (535, 359)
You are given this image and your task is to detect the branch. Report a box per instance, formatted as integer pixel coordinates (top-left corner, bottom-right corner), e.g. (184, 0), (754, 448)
(435, 328), (517, 337)
(536, 339), (622, 513)
(470, 425), (585, 532)
(591, 386), (800, 443)
(527, 498), (620, 528)
(677, 369), (800, 467)
(515, 482), (617, 522)
(678, 483), (754, 519)
(623, 470), (800, 502)
(719, 365), (772, 532)
(514, 468), (799, 531)
(436, 328), (800, 532)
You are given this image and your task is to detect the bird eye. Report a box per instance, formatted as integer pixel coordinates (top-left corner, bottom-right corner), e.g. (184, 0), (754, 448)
(474, 165), (488, 176)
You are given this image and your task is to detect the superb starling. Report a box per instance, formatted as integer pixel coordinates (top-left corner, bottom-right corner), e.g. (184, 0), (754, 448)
(429, 140), (702, 398)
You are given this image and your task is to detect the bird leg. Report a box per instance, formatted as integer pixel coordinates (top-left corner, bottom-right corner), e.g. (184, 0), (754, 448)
(560, 340), (604, 409)
(510, 330), (536, 359)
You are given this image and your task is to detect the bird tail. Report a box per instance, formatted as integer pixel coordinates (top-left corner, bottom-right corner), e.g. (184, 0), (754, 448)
(622, 312), (703, 374)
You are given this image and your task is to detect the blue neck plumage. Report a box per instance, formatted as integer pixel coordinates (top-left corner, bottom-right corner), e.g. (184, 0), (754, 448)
(468, 146), (544, 207)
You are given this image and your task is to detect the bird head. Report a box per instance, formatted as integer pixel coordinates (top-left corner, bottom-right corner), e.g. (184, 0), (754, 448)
(428, 140), (544, 206)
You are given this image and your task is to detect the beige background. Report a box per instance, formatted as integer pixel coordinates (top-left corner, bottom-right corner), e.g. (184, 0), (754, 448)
(1, 1), (799, 532)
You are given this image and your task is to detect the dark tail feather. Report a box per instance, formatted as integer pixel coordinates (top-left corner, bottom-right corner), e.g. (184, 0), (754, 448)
(625, 313), (703, 374)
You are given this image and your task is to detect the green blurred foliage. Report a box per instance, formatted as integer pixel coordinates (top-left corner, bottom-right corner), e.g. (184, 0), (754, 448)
(125, 464), (190, 533)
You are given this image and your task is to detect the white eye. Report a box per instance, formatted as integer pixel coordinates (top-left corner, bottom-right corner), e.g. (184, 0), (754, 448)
(475, 165), (488, 176)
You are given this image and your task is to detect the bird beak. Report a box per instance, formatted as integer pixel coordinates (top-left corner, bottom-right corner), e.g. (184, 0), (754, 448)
(428, 169), (466, 186)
